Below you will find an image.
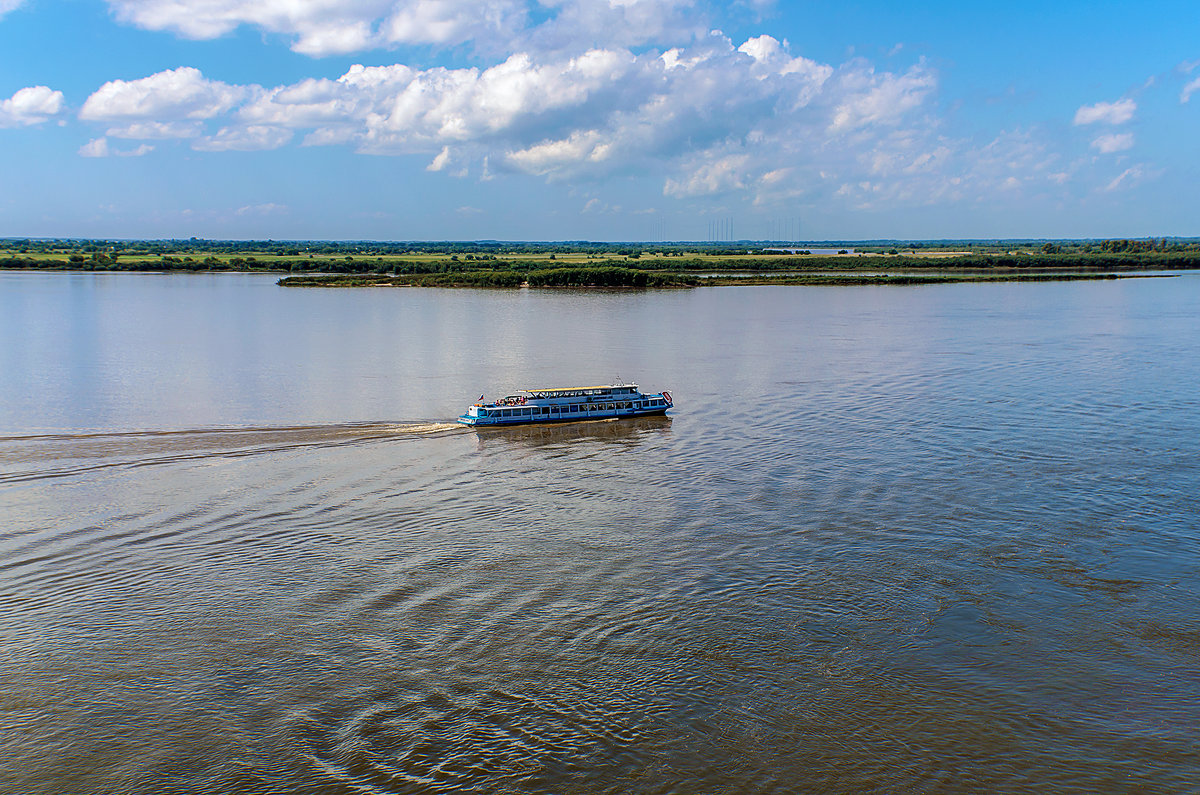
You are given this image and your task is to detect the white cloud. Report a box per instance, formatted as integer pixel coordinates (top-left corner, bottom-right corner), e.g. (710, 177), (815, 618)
(506, 129), (613, 175)
(1073, 98), (1135, 125)
(1091, 132), (1134, 154)
(79, 137), (110, 157)
(65, 35), (953, 208)
(1182, 76), (1200, 104)
(192, 125), (293, 151)
(663, 152), (749, 197)
(107, 120), (203, 138)
(427, 145), (452, 171)
(0, 85), (65, 127)
(235, 202), (288, 215)
(71, 33), (1121, 214)
(0, 0), (23, 19)
(737, 34), (832, 90)
(1105, 165), (1144, 192)
(80, 67), (250, 122)
(106, 0), (528, 56)
(98, 0), (713, 57)
(382, 0), (527, 49)
(829, 61), (935, 131)
(78, 137), (155, 157)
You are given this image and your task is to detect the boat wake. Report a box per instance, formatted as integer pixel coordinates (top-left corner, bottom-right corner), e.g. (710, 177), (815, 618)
(0, 421), (464, 484)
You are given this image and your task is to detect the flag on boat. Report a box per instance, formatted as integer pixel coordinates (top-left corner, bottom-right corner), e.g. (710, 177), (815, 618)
(478, 394), (484, 401)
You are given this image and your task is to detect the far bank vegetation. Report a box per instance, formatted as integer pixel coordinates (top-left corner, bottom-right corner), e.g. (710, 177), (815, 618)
(3, 238), (1199, 288)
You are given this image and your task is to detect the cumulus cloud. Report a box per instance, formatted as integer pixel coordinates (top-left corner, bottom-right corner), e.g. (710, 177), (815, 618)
(0, 85), (65, 127)
(80, 67), (250, 122)
(69, 34), (951, 204)
(1073, 98), (1135, 125)
(1091, 132), (1134, 154)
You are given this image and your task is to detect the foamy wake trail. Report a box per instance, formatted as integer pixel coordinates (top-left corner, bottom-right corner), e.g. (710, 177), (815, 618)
(0, 422), (465, 484)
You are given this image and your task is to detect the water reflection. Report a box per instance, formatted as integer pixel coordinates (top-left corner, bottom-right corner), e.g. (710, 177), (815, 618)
(471, 415), (672, 448)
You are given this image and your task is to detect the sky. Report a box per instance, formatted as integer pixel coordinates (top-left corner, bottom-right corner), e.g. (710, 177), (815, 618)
(1, 0), (1198, 241)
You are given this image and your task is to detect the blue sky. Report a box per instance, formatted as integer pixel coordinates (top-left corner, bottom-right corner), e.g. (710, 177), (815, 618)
(1, 0), (1197, 241)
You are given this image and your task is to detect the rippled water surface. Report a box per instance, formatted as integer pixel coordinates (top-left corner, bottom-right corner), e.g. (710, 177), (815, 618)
(2, 272), (1199, 793)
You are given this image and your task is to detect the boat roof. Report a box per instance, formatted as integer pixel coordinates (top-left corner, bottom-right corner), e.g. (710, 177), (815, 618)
(522, 384), (638, 394)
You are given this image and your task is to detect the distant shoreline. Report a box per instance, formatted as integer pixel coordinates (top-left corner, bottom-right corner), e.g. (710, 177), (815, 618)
(4, 240), (1198, 288)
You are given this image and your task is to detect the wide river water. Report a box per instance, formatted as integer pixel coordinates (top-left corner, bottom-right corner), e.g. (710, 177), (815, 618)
(2, 272), (1199, 793)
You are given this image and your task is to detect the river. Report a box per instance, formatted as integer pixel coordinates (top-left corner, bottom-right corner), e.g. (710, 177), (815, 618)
(2, 271), (1199, 793)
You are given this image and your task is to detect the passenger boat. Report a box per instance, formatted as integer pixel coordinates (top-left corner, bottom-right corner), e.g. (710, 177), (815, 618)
(458, 383), (673, 426)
